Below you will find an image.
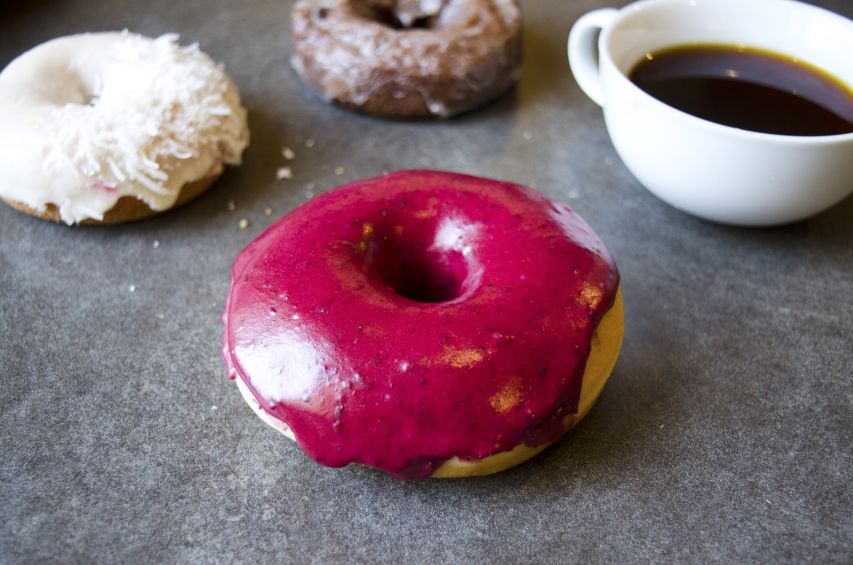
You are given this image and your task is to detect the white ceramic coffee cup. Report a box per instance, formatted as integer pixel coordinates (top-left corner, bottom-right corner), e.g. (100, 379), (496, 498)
(568, 0), (853, 226)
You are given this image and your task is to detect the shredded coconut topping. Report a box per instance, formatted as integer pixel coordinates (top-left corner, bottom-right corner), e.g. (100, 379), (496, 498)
(47, 33), (245, 193)
(35, 32), (248, 219)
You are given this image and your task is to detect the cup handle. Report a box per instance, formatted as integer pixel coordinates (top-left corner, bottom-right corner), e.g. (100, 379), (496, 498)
(568, 8), (619, 107)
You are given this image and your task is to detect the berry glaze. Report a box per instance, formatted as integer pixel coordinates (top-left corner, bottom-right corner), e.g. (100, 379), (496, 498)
(222, 171), (619, 479)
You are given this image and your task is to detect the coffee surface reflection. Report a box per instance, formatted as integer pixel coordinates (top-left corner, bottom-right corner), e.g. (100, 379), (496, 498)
(630, 44), (853, 136)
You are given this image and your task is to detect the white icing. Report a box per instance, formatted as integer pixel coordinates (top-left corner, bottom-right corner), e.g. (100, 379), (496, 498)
(0, 32), (249, 223)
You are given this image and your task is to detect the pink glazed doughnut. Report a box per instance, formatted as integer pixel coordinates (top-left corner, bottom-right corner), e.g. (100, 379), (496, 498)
(222, 170), (623, 479)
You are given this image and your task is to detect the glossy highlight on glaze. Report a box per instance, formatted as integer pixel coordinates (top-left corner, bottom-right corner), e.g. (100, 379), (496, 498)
(222, 171), (619, 479)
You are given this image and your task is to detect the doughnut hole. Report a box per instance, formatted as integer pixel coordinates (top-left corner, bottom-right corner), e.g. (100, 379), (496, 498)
(34, 64), (98, 107)
(352, 1), (442, 30)
(357, 220), (477, 303)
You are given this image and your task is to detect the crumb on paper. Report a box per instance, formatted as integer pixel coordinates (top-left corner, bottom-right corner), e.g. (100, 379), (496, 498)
(282, 147), (295, 160)
(128, 284), (136, 293)
(276, 167), (293, 180)
(335, 166), (345, 176)
(211, 405), (218, 411)
(305, 138), (315, 148)
(264, 207), (272, 216)
(227, 199), (236, 211)
(239, 218), (249, 230)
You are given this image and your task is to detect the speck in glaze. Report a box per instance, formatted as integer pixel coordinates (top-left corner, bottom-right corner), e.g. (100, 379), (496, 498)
(222, 170), (619, 479)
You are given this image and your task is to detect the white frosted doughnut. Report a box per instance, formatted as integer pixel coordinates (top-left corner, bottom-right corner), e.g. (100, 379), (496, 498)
(0, 32), (250, 224)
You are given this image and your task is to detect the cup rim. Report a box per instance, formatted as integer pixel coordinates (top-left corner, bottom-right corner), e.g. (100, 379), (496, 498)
(599, 0), (853, 144)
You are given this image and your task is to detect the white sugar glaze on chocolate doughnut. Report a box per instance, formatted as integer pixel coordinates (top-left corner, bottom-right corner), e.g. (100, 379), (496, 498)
(0, 32), (249, 224)
(291, 0), (523, 118)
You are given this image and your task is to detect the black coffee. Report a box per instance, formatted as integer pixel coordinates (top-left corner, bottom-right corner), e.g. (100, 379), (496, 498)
(629, 44), (853, 136)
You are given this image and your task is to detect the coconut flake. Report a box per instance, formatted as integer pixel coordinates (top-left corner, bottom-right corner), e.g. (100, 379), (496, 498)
(44, 33), (249, 207)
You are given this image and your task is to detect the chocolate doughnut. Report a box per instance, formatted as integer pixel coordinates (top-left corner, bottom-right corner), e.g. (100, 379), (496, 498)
(291, 0), (523, 118)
